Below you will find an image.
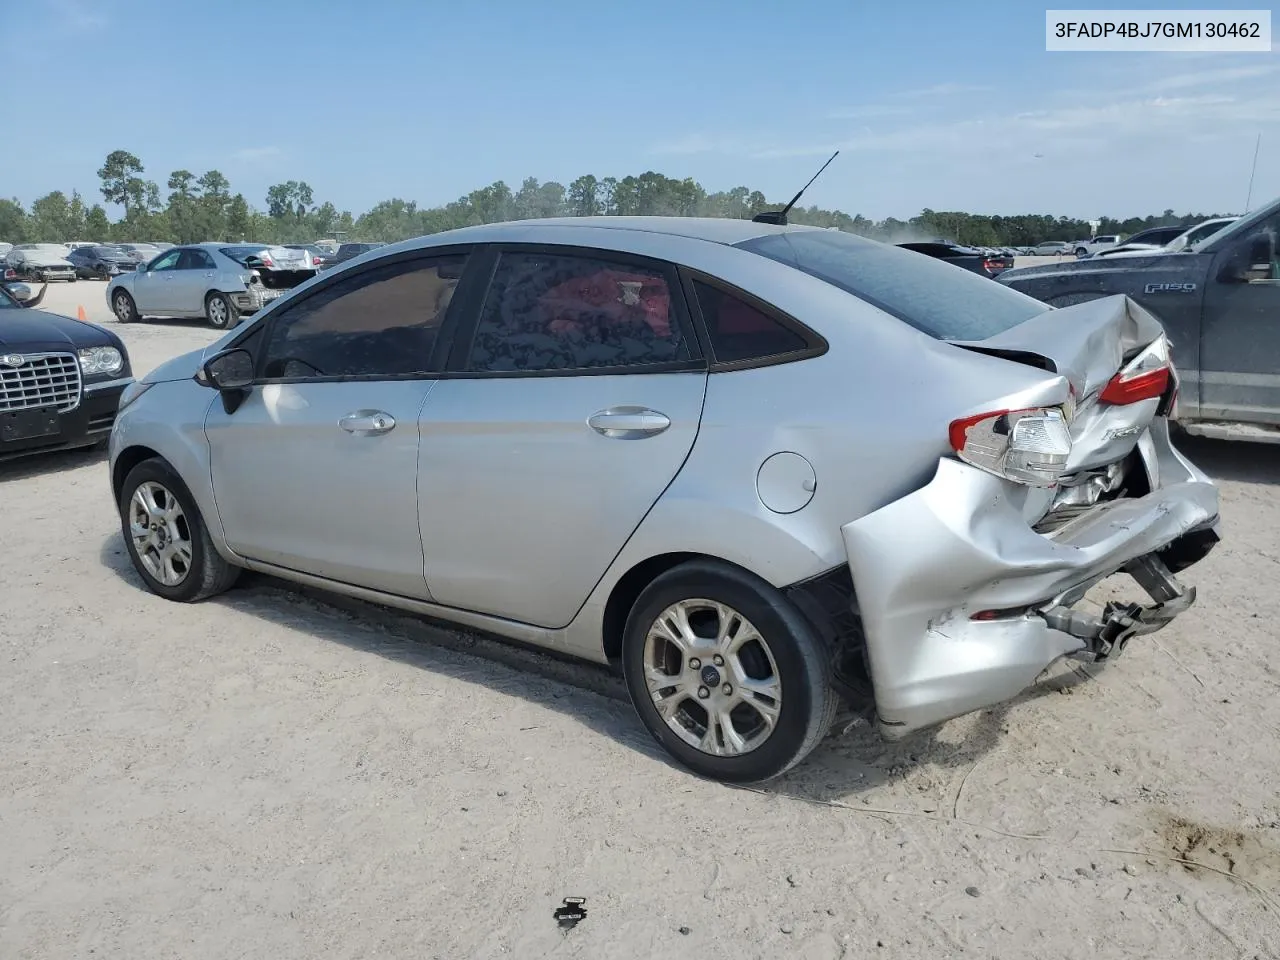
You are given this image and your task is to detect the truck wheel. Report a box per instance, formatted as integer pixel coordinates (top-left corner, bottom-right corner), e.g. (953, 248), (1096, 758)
(205, 292), (239, 330)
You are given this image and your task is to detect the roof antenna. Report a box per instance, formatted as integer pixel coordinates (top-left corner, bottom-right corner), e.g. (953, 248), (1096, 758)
(752, 150), (840, 225)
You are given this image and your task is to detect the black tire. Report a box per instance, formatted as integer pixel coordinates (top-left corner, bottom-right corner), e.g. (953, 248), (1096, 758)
(118, 457), (240, 603)
(112, 289), (139, 323)
(205, 291), (239, 330)
(621, 559), (838, 783)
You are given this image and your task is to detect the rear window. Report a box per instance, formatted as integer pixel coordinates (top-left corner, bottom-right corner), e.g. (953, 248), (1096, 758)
(738, 230), (1048, 342)
(219, 245), (266, 265)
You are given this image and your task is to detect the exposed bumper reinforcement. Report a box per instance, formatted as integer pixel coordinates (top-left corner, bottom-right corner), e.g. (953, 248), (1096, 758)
(842, 453), (1220, 740)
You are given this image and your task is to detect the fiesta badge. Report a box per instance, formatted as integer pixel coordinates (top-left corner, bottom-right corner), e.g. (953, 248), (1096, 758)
(0, 354), (27, 368)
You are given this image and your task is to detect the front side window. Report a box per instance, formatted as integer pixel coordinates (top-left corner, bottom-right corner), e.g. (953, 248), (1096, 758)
(466, 251), (692, 373)
(260, 254), (467, 379)
(739, 230), (1048, 342)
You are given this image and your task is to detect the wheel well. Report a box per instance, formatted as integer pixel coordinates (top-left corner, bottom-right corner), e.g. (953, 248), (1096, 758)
(112, 445), (162, 504)
(601, 552), (709, 663)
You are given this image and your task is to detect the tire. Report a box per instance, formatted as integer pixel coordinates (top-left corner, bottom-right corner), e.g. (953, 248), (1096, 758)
(112, 289), (139, 323)
(205, 291), (239, 330)
(621, 559), (838, 783)
(118, 457), (241, 603)
(1075, 247), (1089, 258)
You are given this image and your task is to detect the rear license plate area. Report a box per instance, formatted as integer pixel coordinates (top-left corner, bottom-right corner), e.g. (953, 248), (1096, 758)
(1, 407), (62, 442)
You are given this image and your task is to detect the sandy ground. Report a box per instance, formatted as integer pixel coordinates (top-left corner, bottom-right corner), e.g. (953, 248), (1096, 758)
(2, 275), (1279, 960)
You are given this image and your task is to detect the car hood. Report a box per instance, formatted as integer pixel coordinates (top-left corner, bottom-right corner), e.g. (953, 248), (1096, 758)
(141, 345), (213, 384)
(0, 309), (115, 353)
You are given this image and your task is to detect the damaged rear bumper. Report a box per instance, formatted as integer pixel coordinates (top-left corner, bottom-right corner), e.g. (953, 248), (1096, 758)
(841, 429), (1219, 740)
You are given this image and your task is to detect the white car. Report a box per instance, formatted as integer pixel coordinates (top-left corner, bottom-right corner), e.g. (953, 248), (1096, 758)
(1091, 218), (1240, 261)
(1073, 235), (1121, 258)
(106, 242), (317, 329)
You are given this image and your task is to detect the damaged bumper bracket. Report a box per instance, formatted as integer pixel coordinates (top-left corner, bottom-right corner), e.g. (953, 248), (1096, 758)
(1041, 554), (1195, 662)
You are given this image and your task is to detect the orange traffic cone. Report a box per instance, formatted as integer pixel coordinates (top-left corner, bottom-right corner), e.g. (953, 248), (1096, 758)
(77, 305), (87, 321)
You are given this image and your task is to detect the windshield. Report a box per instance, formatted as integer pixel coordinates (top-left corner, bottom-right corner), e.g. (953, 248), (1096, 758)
(0, 286), (19, 308)
(738, 230), (1047, 341)
(1185, 220), (1237, 250)
(92, 245), (128, 257)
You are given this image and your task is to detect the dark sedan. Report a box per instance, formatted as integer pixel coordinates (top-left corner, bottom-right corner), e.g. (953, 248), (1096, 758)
(0, 280), (134, 463)
(896, 241), (1013, 278)
(67, 244), (139, 280)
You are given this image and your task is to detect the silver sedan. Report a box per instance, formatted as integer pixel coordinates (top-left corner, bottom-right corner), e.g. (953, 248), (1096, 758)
(105, 243), (316, 329)
(107, 217), (1221, 782)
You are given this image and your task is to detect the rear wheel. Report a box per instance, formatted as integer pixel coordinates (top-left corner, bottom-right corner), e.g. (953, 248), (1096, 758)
(112, 289), (138, 323)
(118, 457), (240, 602)
(622, 560), (838, 783)
(205, 291), (239, 330)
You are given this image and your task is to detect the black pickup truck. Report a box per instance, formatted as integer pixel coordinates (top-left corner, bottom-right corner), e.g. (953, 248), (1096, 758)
(998, 195), (1280, 444)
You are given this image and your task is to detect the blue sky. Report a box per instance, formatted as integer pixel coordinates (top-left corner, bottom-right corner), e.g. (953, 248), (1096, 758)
(4, 0), (1278, 221)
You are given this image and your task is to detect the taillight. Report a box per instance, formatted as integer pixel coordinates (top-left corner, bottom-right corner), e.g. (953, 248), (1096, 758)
(949, 406), (1073, 487)
(1098, 335), (1171, 406)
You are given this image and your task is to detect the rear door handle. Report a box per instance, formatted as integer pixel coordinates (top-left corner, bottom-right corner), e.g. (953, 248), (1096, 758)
(587, 406), (671, 439)
(339, 410), (396, 435)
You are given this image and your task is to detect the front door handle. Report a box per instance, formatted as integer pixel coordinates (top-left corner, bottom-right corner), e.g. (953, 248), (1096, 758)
(587, 406), (671, 439)
(339, 410), (396, 435)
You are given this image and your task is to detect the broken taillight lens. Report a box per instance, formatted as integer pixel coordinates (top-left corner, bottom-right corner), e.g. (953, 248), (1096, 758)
(949, 406), (1074, 487)
(1099, 335), (1171, 405)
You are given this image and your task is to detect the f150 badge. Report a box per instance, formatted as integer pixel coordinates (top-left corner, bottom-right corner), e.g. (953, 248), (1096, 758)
(1144, 282), (1196, 294)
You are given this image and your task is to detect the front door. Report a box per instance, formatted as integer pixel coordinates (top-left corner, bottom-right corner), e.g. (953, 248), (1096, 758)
(1200, 214), (1280, 425)
(417, 247), (708, 629)
(205, 252), (471, 597)
(132, 249), (181, 313)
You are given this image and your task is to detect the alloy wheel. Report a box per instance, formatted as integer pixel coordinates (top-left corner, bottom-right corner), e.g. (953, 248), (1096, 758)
(128, 481), (193, 587)
(642, 599), (782, 757)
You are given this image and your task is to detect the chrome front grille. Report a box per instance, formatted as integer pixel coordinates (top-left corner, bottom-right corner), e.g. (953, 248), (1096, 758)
(0, 353), (82, 413)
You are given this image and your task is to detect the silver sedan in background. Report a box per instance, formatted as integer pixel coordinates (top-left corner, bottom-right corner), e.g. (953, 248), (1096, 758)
(106, 243), (317, 329)
(107, 217), (1220, 782)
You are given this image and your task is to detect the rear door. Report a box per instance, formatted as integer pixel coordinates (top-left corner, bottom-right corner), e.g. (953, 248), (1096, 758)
(173, 248), (218, 314)
(1200, 213), (1280, 424)
(415, 245), (708, 629)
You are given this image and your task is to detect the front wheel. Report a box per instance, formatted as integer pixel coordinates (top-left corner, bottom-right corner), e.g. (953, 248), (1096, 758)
(112, 289), (139, 323)
(119, 457), (241, 602)
(622, 560), (838, 783)
(205, 291), (239, 330)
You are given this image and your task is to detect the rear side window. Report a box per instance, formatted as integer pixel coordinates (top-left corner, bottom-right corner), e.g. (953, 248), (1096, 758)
(465, 251), (692, 373)
(739, 230), (1047, 341)
(691, 281), (808, 364)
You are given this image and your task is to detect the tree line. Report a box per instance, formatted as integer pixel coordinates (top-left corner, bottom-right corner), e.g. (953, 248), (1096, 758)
(0, 149), (1238, 249)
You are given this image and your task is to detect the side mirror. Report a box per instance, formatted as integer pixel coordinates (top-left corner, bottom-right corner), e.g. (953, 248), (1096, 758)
(1218, 234), (1275, 284)
(202, 348), (254, 390)
(4, 282), (34, 302)
(200, 348), (254, 413)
